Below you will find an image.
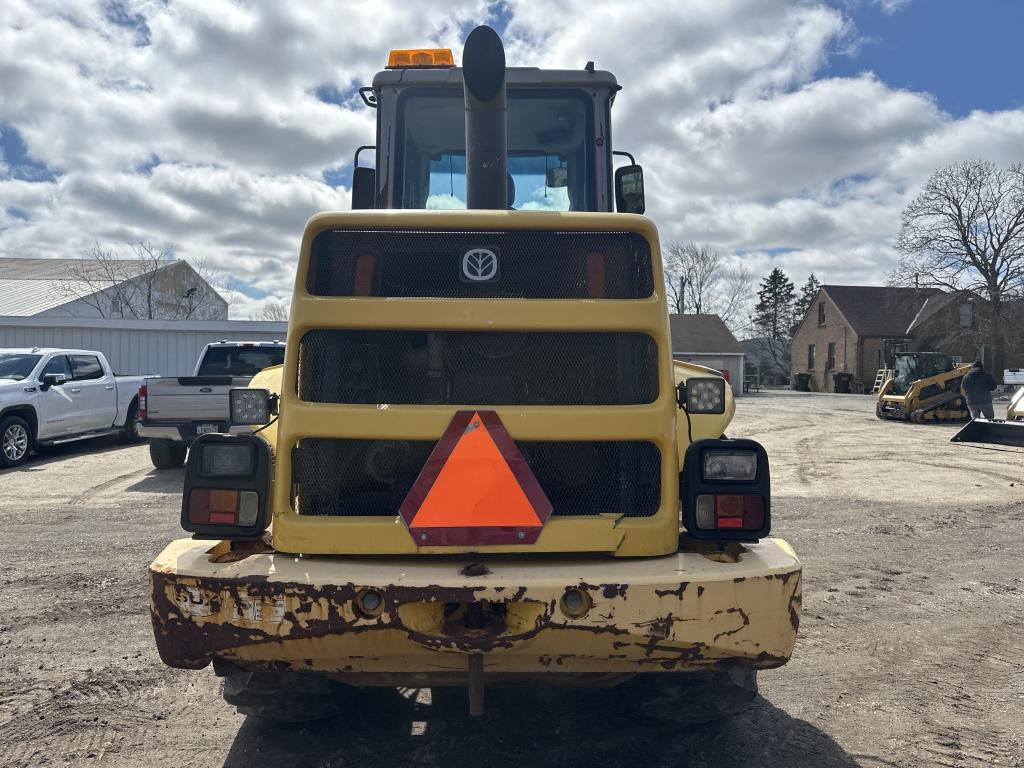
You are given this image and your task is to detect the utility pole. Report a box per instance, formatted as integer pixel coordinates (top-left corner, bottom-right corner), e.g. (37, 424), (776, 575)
(679, 276), (686, 314)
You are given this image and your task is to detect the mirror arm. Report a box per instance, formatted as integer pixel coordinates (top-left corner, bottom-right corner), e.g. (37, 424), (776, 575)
(612, 150), (636, 166)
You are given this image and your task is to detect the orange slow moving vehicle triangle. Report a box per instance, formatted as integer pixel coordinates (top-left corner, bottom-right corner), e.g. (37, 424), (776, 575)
(399, 411), (552, 546)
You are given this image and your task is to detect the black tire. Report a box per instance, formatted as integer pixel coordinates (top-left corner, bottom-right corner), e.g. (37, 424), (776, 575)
(0, 414), (33, 468)
(219, 665), (350, 722)
(623, 667), (758, 725)
(149, 439), (186, 469)
(120, 400), (143, 444)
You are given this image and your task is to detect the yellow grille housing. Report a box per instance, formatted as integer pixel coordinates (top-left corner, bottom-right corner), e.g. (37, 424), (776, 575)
(271, 210), (688, 557)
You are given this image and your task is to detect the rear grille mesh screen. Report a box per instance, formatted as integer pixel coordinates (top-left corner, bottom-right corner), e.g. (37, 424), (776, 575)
(291, 439), (661, 518)
(298, 330), (659, 406)
(306, 229), (654, 299)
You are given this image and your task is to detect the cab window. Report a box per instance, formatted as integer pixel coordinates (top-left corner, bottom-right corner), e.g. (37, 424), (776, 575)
(396, 88), (595, 211)
(41, 355), (73, 379)
(69, 355), (104, 381)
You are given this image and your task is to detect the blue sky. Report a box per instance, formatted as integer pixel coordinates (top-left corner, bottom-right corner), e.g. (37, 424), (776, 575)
(1, 0), (1022, 319)
(826, 0), (1024, 115)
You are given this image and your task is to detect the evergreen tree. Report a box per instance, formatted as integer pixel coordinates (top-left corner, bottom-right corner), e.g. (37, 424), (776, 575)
(753, 267), (796, 340)
(791, 273), (822, 333)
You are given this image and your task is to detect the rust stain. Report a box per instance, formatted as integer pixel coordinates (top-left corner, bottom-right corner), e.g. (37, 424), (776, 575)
(712, 607), (750, 642)
(654, 582), (688, 599)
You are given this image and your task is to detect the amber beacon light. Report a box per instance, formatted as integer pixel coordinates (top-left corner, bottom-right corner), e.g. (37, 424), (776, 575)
(386, 48), (455, 69)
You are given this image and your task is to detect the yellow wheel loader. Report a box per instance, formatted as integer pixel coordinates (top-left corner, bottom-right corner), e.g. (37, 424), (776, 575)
(876, 352), (972, 423)
(148, 27), (801, 724)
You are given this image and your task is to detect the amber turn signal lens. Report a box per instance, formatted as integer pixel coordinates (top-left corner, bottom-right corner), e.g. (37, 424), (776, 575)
(188, 488), (258, 526)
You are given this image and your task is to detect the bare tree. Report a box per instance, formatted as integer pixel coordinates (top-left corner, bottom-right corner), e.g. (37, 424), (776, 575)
(252, 300), (289, 321)
(663, 241), (753, 334)
(60, 242), (226, 320)
(891, 160), (1024, 371)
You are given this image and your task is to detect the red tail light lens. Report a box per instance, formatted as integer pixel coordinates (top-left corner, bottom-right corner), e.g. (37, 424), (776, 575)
(695, 494), (764, 531)
(187, 488), (259, 527)
(138, 384), (147, 420)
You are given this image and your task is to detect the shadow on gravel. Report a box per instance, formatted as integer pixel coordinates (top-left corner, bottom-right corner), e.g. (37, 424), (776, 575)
(125, 468), (185, 494)
(222, 687), (863, 768)
(0, 435), (133, 476)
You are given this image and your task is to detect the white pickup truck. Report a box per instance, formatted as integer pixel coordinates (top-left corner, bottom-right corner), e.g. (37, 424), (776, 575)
(0, 348), (150, 468)
(139, 341), (285, 469)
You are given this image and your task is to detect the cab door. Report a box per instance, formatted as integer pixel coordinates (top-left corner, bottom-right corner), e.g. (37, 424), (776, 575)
(68, 354), (113, 431)
(35, 355), (79, 438)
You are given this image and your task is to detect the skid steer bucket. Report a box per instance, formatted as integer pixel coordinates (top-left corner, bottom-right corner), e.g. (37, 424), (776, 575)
(950, 418), (1024, 447)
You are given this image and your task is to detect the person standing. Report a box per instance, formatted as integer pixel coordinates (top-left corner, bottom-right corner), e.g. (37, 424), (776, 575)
(961, 360), (997, 419)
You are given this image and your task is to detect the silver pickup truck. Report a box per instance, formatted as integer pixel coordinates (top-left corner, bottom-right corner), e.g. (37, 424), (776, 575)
(138, 341), (285, 469)
(0, 348), (150, 468)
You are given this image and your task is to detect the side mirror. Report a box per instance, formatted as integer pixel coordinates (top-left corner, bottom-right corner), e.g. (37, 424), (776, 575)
(351, 167), (376, 210)
(40, 373), (68, 390)
(614, 164), (645, 214)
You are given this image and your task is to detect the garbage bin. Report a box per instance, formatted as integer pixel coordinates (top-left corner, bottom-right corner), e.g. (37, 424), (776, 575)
(833, 372), (853, 394)
(793, 372), (811, 392)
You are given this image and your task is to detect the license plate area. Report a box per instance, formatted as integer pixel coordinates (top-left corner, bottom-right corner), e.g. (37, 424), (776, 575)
(196, 423), (219, 435)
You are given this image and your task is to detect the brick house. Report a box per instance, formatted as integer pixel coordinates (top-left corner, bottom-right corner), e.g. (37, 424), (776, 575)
(790, 285), (1024, 391)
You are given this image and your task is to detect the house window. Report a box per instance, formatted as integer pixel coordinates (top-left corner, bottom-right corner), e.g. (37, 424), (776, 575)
(807, 344), (815, 370)
(827, 342), (836, 370)
(818, 302), (826, 325)
(960, 302), (973, 328)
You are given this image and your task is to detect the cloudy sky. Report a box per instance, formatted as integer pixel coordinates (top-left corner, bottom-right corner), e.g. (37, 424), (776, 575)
(1, 0), (1022, 317)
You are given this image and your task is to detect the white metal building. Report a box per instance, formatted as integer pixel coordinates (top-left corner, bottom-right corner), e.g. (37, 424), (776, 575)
(669, 314), (745, 396)
(0, 257), (228, 320)
(0, 316), (287, 376)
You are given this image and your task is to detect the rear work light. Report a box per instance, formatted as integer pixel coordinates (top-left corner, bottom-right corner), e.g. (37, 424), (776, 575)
(229, 388), (276, 426)
(678, 376), (727, 414)
(200, 442), (255, 477)
(182, 434), (271, 540)
(681, 438), (770, 542)
(702, 450), (758, 481)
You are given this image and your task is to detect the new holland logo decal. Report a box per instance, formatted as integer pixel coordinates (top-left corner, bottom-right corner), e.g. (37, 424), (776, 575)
(461, 247), (499, 282)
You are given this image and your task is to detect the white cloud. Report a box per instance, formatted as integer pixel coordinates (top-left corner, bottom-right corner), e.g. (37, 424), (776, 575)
(1, 0), (1022, 314)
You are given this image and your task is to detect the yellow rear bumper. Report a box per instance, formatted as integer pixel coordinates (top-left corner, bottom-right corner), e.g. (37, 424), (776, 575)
(150, 537), (801, 681)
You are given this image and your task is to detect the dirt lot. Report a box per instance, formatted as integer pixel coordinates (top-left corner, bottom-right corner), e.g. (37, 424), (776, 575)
(1, 392), (1022, 768)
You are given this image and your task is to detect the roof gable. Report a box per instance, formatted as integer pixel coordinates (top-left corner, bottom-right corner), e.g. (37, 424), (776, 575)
(668, 314), (744, 354)
(822, 285), (942, 337)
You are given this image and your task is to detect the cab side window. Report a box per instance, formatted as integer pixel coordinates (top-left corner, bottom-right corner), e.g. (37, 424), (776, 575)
(41, 355), (73, 378)
(69, 355), (104, 381)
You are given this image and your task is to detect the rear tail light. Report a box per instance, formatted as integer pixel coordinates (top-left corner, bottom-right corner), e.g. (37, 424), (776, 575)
(682, 438), (771, 542)
(138, 384), (147, 420)
(181, 434), (271, 540)
(694, 494), (765, 531)
(187, 489), (260, 526)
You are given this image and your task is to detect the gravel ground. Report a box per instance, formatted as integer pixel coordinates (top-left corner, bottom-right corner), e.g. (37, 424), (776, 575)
(1, 392), (1022, 768)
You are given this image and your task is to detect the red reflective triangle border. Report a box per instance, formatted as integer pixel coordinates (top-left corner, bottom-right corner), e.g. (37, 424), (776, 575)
(399, 410), (553, 546)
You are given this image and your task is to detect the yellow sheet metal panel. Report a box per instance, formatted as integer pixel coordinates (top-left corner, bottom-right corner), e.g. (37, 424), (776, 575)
(150, 536), (800, 675)
(270, 210), (697, 557)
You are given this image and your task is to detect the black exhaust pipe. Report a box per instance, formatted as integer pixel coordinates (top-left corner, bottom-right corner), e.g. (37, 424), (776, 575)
(462, 26), (507, 210)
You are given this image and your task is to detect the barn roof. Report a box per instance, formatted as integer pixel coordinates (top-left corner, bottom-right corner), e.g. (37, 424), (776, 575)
(668, 314), (744, 354)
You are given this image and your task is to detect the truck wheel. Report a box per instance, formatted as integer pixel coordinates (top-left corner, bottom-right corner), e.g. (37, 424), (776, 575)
(623, 667), (758, 725)
(220, 665), (350, 722)
(149, 439), (186, 469)
(0, 415), (33, 468)
(121, 400), (143, 444)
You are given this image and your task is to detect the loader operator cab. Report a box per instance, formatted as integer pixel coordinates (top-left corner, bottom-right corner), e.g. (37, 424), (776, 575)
(891, 352), (955, 395)
(351, 53), (645, 214)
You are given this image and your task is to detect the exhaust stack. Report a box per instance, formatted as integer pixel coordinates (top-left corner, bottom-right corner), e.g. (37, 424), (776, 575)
(462, 26), (507, 210)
